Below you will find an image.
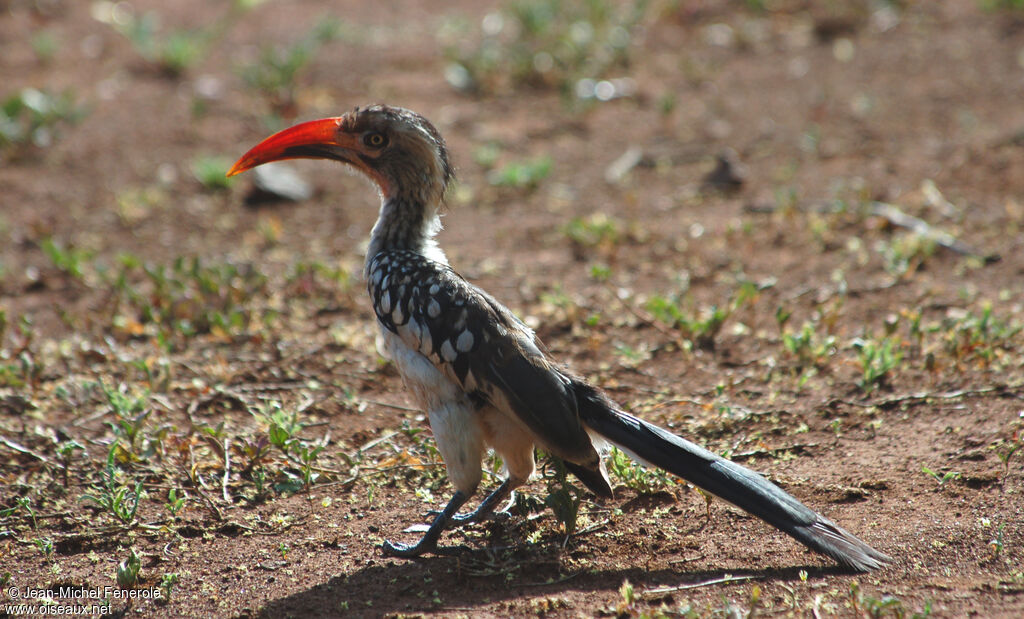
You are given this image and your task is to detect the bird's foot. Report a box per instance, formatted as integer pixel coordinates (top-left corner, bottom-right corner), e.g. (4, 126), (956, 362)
(455, 508), (513, 524)
(426, 506), (512, 525)
(381, 539), (469, 558)
(381, 538), (434, 558)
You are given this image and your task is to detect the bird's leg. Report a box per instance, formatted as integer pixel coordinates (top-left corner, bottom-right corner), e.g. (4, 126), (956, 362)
(449, 479), (516, 524)
(382, 490), (469, 558)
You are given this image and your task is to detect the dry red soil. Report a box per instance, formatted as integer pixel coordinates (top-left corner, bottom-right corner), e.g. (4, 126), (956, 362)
(1, 1), (1023, 617)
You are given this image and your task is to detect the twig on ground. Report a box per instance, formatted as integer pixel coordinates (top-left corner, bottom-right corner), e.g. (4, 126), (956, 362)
(868, 201), (996, 261)
(642, 574), (755, 597)
(222, 437), (232, 503)
(832, 381), (1024, 409)
(0, 435), (49, 462)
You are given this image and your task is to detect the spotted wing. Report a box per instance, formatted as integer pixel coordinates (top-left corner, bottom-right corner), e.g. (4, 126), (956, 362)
(367, 250), (600, 467)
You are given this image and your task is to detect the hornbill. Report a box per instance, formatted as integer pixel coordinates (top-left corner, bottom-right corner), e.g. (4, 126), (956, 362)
(228, 105), (890, 571)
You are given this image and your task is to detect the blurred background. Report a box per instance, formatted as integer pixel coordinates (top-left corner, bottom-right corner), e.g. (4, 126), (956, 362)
(1, 1), (1022, 616)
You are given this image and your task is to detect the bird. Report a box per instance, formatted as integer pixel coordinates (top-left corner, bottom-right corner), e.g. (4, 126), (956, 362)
(228, 104), (890, 572)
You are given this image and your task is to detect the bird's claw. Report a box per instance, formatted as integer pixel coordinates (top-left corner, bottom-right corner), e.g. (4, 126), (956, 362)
(427, 508), (511, 525)
(381, 539), (433, 558)
(381, 539), (469, 558)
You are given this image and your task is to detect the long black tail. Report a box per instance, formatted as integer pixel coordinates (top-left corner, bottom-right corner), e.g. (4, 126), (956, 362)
(575, 384), (890, 572)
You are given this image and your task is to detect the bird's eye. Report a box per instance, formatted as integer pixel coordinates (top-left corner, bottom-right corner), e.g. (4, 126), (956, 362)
(364, 132), (388, 148)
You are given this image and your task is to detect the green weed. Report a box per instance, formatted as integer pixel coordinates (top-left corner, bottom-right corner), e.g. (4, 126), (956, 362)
(102, 382), (152, 455)
(943, 303), (1022, 364)
(647, 281), (759, 351)
(238, 17), (343, 115)
(116, 548), (142, 588)
(159, 573), (180, 601)
(109, 254), (271, 349)
(780, 321), (838, 369)
(165, 488), (186, 517)
(541, 457), (582, 536)
(250, 400), (328, 493)
(40, 237), (93, 280)
(980, 0), (1024, 10)
(487, 155), (553, 190)
(444, 0), (649, 98)
(852, 336), (903, 393)
(0, 88), (87, 154)
(606, 447), (672, 493)
(31, 30), (59, 64)
(285, 260), (355, 299)
(849, 581), (932, 618)
(563, 212), (622, 249)
(877, 233), (937, 277)
(0, 314), (43, 389)
(994, 431), (1022, 478)
(80, 444), (144, 526)
(921, 466), (961, 488)
(115, 2), (252, 77)
(190, 155), (236, 191)
(33, 537), (55, 562)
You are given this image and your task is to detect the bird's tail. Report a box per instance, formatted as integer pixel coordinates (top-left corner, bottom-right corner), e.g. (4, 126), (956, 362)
(574, 383), (890, 572)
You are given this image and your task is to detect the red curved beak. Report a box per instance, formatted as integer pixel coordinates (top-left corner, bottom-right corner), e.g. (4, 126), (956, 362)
(227, 117), (351, 177)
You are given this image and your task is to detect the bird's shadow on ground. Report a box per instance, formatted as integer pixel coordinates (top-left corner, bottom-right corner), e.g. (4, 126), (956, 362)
(254, 548), (853, 618)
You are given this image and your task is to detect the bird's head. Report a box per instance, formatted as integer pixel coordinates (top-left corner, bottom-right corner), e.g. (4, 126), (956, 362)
(229, 105), (453, 207)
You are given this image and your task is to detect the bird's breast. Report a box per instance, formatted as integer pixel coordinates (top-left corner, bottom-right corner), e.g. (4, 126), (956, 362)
(366, 251), (484, 392)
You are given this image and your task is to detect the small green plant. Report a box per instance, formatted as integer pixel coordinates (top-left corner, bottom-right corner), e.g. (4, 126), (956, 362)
(249, 400), (330, 493)
(606, 447), (672, 493)
(563, 213), (622, 250)
(116, 548), (142, 588)
(648, 280), (761, 351)
(40, 237), (93, 280)
(615, 579), (636, 616)
(0, 88), (86, 154)
(921, 466), (961, 488)
(115, 2), (252, 77)
(849, 581), (932, 618)
(980, 0), (1024, 10)
(852, 336), (903, 393)
(13, 496), (39, 529)
(236, 435), (273, 480)
(109, 254), (271, 348)
(31, 30), (59, 64)
(943, 303), (1022, 364)
(238, 17), (343, 115)
(589, 263), (612, 281)
(255, 400), (304, 451)
(79, 444), (144, 526)
(781, 321), (838, 369)
(541, 457), (582, 537)
(877, 232), (937, 277)
(646, 297), (727, 350)
(285, 260), (355, 299)
(55, 440), (84, 487)
(159, 573), (180, 601)
(988, 522), (1006, 558)
(102, 382), (152, 454)
(0, 314), (44, 389)
(994, 431), (1022, 478)
(398, 419), (445, 468)
(33, 537), (55, 562)
(487, 155), (553, 190)
(165, 488), (186, 517)
(444, 0), (649, 98)
(190, 155), (236, 191)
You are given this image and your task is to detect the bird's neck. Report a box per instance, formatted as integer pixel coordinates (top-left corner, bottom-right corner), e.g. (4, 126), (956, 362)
(366, 195), (447, 273)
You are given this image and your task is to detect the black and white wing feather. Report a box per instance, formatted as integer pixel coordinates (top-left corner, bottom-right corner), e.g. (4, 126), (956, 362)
(366, 250), (601, 468)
